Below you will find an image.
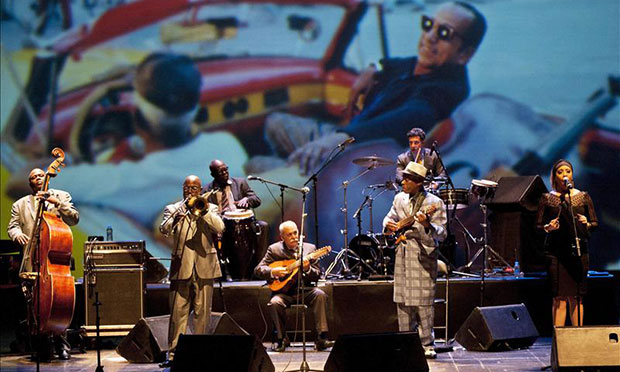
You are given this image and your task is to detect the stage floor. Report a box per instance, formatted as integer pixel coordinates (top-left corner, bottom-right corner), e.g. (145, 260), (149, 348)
(0, 338), (554, 372)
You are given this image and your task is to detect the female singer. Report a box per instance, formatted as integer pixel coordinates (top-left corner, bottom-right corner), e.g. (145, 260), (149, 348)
(536, 159), (597, 327)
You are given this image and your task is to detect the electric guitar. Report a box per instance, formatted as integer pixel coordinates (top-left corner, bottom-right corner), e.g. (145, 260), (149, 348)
(389, 204), (439, 245)
(268, 246), (332, 293)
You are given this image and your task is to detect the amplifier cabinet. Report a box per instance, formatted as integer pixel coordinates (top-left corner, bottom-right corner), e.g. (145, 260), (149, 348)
(84, 240), (145, 267)
(84, 266), (144, 336)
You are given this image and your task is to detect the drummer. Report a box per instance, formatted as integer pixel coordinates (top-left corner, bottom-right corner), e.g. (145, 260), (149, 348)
(395, 128), (446, 189)
(205, 159), (268, 280)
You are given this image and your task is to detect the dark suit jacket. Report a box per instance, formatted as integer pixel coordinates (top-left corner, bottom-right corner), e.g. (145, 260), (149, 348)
(343, 57), (469, 145)
(396, 148), (446, 184)
(205, 177), (261, 209)
(254, 241), (321, 291)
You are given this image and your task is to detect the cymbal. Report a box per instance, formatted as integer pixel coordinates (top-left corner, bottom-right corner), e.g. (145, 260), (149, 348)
(352, 156), (395, 168)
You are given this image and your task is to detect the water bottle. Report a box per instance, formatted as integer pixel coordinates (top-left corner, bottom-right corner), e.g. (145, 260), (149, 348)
(514, 261), (522, 278)
(106, 226), (113, 241)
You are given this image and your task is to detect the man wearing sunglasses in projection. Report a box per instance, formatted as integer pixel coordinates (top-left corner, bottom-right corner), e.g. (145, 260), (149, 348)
(264, 1), (487, 174)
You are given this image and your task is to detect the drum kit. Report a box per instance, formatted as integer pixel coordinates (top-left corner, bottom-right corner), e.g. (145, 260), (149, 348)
(324, 153), (510, 279)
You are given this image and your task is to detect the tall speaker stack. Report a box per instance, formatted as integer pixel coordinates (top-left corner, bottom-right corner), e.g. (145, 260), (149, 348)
(487, 176), (548, 272)
(83, 240), (145, 337)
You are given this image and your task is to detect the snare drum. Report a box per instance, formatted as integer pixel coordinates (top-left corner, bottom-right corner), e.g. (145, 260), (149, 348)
(222, 209), (256, 280)
(439, 188), (469, 210)
(470, 179), (498, 199)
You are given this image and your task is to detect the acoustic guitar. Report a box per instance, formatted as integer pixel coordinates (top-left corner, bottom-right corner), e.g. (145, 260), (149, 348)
(389, 204), (439, 245)
(268, 246), (331, 293)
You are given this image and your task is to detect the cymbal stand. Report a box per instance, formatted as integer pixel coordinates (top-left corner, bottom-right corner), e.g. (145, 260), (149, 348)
(461, 198), (512, 275)
(324, 167), (375, 279)
(304, 141), (349, 248)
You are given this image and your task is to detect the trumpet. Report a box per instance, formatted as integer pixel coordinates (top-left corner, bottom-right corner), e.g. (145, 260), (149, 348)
(186, 190), (215, 217)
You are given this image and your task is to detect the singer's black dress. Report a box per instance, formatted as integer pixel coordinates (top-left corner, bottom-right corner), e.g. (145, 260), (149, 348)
(536, 190), (597, 297)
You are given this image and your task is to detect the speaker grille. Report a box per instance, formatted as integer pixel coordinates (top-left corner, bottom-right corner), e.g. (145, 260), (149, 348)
(85, 268), (144, 328)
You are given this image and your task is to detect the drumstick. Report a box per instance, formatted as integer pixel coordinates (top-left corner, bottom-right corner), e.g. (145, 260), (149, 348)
(414, 147), (422, 163)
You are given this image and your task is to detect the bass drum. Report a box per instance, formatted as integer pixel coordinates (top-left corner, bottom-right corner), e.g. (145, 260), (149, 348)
(349, 234), (394, 277)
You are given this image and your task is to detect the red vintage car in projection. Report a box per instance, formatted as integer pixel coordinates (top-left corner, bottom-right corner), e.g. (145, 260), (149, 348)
(3, 0), (389, 164)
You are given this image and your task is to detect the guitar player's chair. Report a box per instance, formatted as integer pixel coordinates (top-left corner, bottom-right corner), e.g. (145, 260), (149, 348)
(433, 260), (451, 344)
(284, 304), (315, 343)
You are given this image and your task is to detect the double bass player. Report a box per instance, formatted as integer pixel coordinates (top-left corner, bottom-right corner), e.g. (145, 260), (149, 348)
(8, 167), (79, 361)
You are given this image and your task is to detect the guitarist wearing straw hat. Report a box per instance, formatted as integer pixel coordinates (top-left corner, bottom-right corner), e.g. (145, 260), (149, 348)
(384, 161), (447, 359)
(254, 221), (334, 352)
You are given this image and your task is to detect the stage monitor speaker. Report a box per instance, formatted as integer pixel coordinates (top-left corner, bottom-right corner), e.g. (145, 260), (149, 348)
(455, 303), (538, 351)
(171, 334), (274, 372)
(116, 315), (169, 363)
(207, 311), (249, 335)
(551, 326), (620, 371)
(324, 331), (428, 372)
(116, 312), (247, 363)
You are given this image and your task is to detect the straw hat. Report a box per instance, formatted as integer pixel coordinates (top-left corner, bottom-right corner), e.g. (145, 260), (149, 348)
(402, 162), (428, 179)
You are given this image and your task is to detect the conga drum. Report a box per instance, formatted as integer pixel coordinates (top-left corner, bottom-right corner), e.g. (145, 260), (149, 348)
(222, 209), (257, 280)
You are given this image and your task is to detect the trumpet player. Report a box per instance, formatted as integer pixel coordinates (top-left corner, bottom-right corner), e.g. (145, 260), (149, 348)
(159, 175), (224, 367)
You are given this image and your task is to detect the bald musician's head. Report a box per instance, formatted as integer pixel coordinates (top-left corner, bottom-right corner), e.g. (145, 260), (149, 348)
(209, 159), (229, 186)
(183, 175), (202, 199)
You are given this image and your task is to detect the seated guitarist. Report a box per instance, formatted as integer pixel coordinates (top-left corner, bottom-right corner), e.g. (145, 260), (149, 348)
(253, 221), (334, 352)
(383, 162), (447, 359)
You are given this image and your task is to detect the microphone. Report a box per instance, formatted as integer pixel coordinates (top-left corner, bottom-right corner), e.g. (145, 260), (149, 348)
(563, 177), (573, 189)
(337, 137), (356, 148)
(368, 181), (396, 189)
(301, 187), (310, 194)
(430, 141), (438, 156)
(247, 175), (262, 181)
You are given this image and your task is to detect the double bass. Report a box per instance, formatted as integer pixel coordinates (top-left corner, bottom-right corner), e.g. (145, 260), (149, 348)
(20, 148), (75, 335)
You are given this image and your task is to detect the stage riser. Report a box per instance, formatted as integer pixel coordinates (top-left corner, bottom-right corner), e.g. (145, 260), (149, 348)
(1, 275), (616, 350)
(142, 276), (617, 339)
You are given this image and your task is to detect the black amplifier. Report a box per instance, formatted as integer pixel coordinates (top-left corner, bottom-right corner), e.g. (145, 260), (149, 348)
(84, 240), (145, 267)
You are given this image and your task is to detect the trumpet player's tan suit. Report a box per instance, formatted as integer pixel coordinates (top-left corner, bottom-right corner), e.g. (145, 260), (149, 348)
(159, 200), (224, 358)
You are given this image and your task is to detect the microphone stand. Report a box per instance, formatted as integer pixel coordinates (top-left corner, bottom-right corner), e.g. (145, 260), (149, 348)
(279, 186), (285, 223)
(564, 188), (583, 326)
(94, 292), (104, 372)
(286, 189), (321, 372)
(324, 166), (375, 279)
(431, 144), (474, 277)
(303, 143), (350, 248)
(251, 177), (309, 195)
(353, 195), (370, 236)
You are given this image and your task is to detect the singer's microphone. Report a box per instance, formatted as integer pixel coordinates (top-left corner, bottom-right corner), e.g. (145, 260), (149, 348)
(563, 177), (573, 189)
(337, 137), (356, 148)
(247, 175), (261, 181)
